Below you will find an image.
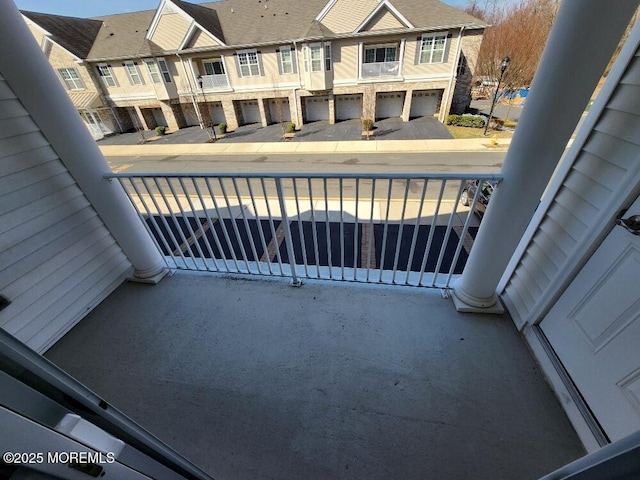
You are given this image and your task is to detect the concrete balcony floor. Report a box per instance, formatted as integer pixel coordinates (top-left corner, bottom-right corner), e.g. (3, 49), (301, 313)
(45, 272), (584, 480)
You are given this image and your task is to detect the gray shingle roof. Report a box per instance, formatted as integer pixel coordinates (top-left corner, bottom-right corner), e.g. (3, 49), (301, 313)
(172, 0), (225, 43)
(22, 10), (102, 59)
(388, 0), (486, 30)
(88, 10), (158, 60)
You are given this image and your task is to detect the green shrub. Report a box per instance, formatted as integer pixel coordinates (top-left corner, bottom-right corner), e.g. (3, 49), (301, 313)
(155, 125), (166, 135)
(286, 121), (296, 133)
(446, 114), (486, 128)
(362, 118), (374, 131)
(218, 122), (227, 134)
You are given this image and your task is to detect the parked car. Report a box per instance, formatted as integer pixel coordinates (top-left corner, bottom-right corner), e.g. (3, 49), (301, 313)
(461, 180), (497, 216)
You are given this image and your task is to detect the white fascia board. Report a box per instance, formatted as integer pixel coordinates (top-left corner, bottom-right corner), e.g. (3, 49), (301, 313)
(354, 0), (414, 34)
(315, 0), (338, 22)
(146, 0), (170, 40)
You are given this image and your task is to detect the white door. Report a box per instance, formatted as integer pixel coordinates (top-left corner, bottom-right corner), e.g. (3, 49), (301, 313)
(209, 101), (225, 125)
(239, 100), (261, 124)
(541, 195), (640, 442)
(336, 95), (362, 120)
(304, 96), (329, 122)
(269, 99), (291, 123)
(375, 93), (404, 119)
(410, 91), (440, 117)
(83, 110), (110, 140)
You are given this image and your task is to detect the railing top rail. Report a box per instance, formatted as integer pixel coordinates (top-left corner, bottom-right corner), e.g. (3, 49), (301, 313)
(106, 172), (503, 181)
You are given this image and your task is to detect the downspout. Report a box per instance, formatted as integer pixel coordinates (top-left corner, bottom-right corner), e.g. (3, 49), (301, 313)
(442, 26), (465, 122)
(176, 52), (204, 128)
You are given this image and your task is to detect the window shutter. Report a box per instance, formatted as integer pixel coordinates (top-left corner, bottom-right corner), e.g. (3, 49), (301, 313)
(276, 49), (283, 75)
(414, 36), (423, 65)
(443, 33), (453, 63)
(291, 47), (298, 74)
(96, 66), (103, 76)
(256, 50), (265, 76)
(233, 53), (242, 77)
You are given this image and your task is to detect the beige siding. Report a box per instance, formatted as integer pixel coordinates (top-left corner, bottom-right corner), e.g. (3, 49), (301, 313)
(225, 48), (282, 89)
(333, 40), (359, 82)
(97, 62), (158, 99)
(188, 29), (220, 49)
(0, 75), (130, 353)
(362, 8), (405, 31)
(502, 51), (640, 327)
(403, 32), (459, 78)
(25, 22), (46, 47)
(151, 12), (191, 51)
(321, 0), (378, 34)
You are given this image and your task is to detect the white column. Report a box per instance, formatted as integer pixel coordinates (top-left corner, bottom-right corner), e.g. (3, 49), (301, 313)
(0, 0), (168, 282)
(453, 0), (639, 311)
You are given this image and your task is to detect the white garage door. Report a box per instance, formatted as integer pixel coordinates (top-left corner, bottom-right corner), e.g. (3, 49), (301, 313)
(239, 100), (261, 125)
(269, 99), (291, 123)
(375, 92), (405, 119)
(410, 91), (441, 117)
(336, 95), (362, 120)
(209, 101), (225, 125)
(305, 96), (330, 122)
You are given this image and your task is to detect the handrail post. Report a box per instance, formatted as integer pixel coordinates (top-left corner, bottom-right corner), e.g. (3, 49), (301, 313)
(275, 178), (301, 286)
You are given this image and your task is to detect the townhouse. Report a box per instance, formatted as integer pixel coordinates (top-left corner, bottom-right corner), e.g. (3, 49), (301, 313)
(23, 0), (485, 139)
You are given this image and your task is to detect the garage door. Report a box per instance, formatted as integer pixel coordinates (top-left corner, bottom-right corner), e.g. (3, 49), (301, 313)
(239, 100), (261, 125)
(410, 91), (441, 118)
(336, 94), (362, 120)
(304, 96), (330, 122)
(375, 92), (405, 119)
(269, 99), (291, 124)
(209, 101), (225, 125)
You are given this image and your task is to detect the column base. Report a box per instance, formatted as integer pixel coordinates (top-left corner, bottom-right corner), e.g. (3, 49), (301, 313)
(129, 267), (171, 285)
(451, 280), (505, 314)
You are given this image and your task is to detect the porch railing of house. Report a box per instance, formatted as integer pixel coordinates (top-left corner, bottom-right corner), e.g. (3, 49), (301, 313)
(106, 172), (501, 288)
(198, 74), (229, 89)
(361, 61), (400, 78)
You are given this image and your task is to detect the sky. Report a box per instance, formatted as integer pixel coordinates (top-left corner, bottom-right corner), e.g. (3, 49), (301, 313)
(14, 0), (468, 17)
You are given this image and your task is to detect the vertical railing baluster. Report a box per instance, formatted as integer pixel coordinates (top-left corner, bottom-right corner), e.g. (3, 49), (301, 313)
(177, 177), (215, 271)
(377, 179), (394, 282)
(275, 177), (300, 285)
(218, 178), (251, 273)
(418, 180), (446, 286)
(308, 178), (321, 279)
(404, 179), (429, 285)
(204, 178), (241, 272)
(431, 180), (465, 287)
(391, 179), (411, 284)
(323, 178), (333, 279)
(232, 177), (261, 274)
(353, 178), (360, 281)
(246, 178), (273, 275)
(191, 178), (225, 272)
(339, 177), (345, 280)
(292, 178), (310, 278)
(261, 178), (286, 276)
(366, 179), (376, 282)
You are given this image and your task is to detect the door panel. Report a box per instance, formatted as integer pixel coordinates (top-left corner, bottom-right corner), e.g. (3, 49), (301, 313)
(541, 198), (640, 441)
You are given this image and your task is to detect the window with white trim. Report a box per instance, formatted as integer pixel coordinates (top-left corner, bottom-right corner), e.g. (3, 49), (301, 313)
(58, 68), (85, 90)
(419, 34), (447, 64)
(310, 44), (322, 72)
(97, 64), (117, 87)
(237, 50), (260, 76)
(157, 59), (172, 82)
(280, 46), (294, 74)
(364, 44), (397, 63)
(144, 60), (162, 84)
(203, 59), (225, 75)
(124, 61), (144, 85)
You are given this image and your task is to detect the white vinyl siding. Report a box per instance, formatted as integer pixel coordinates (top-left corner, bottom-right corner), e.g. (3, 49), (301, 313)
(57, 68), (85, 90)
(420, 34), (447, 64)
(124, 61), (144, 86)
(0, 74), (130, 353)
(502, 51), (640, 328)
(97, 64), (117, 87)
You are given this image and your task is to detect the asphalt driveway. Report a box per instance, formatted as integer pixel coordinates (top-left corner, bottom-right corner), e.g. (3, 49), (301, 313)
(97, 116), (452, 146)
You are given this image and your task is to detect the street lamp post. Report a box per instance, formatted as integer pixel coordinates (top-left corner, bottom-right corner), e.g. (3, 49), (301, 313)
(483, 56), (510, 136)
(197, 75), (217, 142)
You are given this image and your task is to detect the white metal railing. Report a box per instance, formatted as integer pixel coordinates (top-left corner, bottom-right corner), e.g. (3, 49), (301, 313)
(198, 74), (229, 89)
(106, 173), (500, 288)
(361, 61), (400, 78)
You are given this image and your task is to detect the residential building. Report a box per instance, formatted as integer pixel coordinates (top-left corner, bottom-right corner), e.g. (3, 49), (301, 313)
(2, 0), (640, 478)
(23, 0), (485, 137)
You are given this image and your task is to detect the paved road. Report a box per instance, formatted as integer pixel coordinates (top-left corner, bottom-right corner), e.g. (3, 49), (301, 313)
(106, 151), (506, 174)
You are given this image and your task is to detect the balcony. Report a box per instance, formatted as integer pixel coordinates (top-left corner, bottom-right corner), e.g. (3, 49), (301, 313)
(45, 271), (585, 479)
(197, 73), (229, 90)
(361, 61), (400, 79)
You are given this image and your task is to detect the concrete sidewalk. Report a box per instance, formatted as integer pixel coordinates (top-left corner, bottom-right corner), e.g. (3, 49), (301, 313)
(99, 137), (513, 157)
